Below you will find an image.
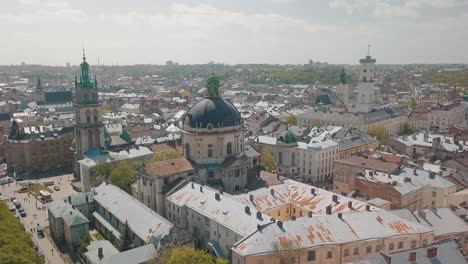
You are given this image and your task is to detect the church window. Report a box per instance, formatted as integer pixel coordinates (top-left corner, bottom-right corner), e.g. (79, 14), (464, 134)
(93, 109), (98, 123)
(227, 142), (233, 155)
(234, 185), (240, 192)
(278, 152), (283, 165)
(86, 109), (91, 123)
(208, 171), (214, 178)
(292, 152), (296, 165)
(208, 144), (213, 157)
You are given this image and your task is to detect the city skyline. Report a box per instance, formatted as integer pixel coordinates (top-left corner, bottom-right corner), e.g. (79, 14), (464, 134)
(1, 0), (468, 65)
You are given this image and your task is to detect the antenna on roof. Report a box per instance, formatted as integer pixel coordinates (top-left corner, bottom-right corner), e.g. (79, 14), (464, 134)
(367, 44), (372, 57)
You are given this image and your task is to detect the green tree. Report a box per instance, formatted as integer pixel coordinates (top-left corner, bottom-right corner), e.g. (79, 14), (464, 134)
(409, 100), (417, 108)
(79, 234), (91, 254)
(119, 221), (134, 252)
(0, 201), (44, 264)
(261, 149), (276, 173)
(403, 123), (416, 135)
(287, 115), (298, 126)
(108, 161), (137, 194)
(161, 247), (227, 264)
(311, 119), (325, 127)
(367, 126), (390, 142)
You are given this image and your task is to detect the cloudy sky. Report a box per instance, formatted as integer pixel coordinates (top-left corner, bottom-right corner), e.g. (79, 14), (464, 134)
(1, 0), (468, 65)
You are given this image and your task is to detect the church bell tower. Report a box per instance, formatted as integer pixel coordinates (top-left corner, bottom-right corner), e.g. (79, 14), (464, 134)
(74, 50), (104, 158)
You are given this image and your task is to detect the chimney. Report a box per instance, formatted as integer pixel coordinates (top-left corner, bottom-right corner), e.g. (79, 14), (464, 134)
(245, 206), (251, 215)
(348, 201), (353, 209)
(256, 211), (262, 220)
(215, 193), (220, 201)
(369, 171), (374, 177)
(291, 215), (296, 221)
(429, 172), (436, 179)
(326, 205), (332, 215)
(383, 253), (392, 264)
(270, 189), (275, 196)
(68, 196), (71, 203)
(438, 171), (443, 177)
(191, 182), (194, 189)
(408, 252), (416, 262)
(338, 213), (343, 220)
(413, 169), (417, 176)
(308, 211), (313, 218)
(426, 247), (438, 258)
(219, 188), (224, 195)
(85, 195), (88, 203)
(98, 247), (104, 261)
(311, 188), (316, 196)
(392, 181), (397, 186)
(277, 221), (283, 229)
(332, 194), (339, 203)
(250, 194), (254, 203)
(404, 177), (412, 183)
(200, 186), (203, 193)
(366, 204), (371, 211)
(70, 211), (72, 215)
(418, 209), (427, 219)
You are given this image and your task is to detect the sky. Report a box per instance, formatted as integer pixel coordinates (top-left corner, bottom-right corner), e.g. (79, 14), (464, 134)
(1, 0), (468, 65)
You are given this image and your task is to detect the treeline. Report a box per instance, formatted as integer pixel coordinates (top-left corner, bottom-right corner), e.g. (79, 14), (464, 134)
(0, 201), (44, 264)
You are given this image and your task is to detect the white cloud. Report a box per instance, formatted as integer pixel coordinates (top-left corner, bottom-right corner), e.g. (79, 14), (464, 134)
(17, 0), (41, 5)
(0, 7), (87, 24)
(329, 0), (468, 17)
(100, 3), (333, 41)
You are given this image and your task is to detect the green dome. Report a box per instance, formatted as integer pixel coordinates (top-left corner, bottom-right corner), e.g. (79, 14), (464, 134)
(277, 128), (297, 144)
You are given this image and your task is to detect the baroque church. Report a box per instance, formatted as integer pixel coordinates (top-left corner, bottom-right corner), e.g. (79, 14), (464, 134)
(181, 74), (250, 194)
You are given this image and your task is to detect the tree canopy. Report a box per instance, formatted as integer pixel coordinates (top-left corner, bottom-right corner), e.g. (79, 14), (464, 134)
(367, 126), (390, 142)
(261, 149), (277, 173)
(150, 246), (228, 264)
(0, 201), (44, 264)
(287, 115), (298, 126)
(119, 221), (134, 252)
(403, 123), (416, 135)
(92, 160), (138, 194)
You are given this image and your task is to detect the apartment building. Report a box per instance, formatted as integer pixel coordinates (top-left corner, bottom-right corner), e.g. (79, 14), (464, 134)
(167, 180), (435, 264)
(357, 168), (456, 210)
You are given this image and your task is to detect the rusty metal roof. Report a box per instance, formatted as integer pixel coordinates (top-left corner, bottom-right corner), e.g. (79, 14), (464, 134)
(234, 179), (379, 215)
(167, 182), (270, 237)
(232, 210), (433, 257)
(143, 157), (193, 177)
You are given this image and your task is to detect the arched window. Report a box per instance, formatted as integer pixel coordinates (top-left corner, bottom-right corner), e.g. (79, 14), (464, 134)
(185, 143), (190, 157)
(227, 142), (232, 155)
(85, 109), (91, 124)
(93, 109), (98, 123)
(292, 152), (296, 165)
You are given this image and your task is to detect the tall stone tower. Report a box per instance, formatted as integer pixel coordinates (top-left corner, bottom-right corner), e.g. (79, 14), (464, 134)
(74, 51), (104, 158)
(356, 47), (377, 113)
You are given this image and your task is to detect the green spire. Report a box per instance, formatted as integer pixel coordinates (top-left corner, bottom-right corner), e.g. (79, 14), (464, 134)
(77, 49), (96, 89)
(340, 68), (348, 85)
(207, 74), (220, 97)
(36, 76), (43, 90)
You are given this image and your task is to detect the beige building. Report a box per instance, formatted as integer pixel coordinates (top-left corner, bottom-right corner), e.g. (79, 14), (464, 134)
(181, 75), (250, 194)
(298, 108), (407, 137)
(167, 180), (435, 264)
(430, 103), (466, 133)
(357, 168), (457, 210)
(134, 157), (194, 217)
(6, 121), (74, 176)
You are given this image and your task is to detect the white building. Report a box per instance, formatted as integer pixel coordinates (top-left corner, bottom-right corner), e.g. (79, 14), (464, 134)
(356, 53), (380, 113)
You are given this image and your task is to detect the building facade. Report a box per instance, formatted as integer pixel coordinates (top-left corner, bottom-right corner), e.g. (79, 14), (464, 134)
(74, 52), (105, 168)
(182, 75), (250, 194)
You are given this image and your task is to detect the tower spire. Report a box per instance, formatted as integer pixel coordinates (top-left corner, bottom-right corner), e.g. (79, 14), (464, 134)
(367, 44), (371, 57)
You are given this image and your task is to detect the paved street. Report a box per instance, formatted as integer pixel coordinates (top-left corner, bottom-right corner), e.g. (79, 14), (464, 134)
(1, 174), (77, 264)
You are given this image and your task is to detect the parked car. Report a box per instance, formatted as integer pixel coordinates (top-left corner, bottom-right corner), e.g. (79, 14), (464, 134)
(17, 187), (28, 193)
(53, 185), (60, 191)
(42, 180), (54, 186)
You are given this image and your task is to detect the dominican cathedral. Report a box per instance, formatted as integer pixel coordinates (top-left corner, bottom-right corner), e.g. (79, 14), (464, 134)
(182, 74), (250, 194)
